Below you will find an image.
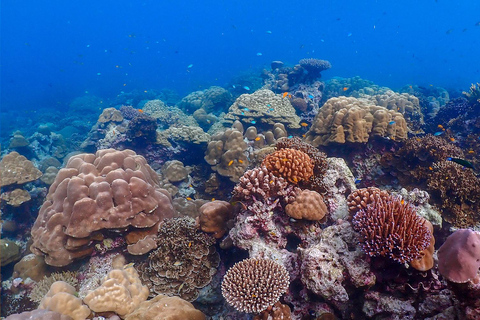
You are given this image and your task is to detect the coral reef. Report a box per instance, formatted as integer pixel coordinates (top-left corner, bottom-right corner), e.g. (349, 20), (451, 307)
(262, 148), (314, 184)
(197, 200), (234, 239)
(39, 281), (91, 320)
(30, 149), (175, 266)
(221, 258), (290, 314)
(284, 190), (328, 221)
(177, 86), (233, 114)
(137, 217), (219, 301)
(0, 151), (42, 187)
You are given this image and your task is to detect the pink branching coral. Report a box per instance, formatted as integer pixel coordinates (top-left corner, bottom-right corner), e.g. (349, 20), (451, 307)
(221, 258), (290, 314)
(352, 195), (431, 264)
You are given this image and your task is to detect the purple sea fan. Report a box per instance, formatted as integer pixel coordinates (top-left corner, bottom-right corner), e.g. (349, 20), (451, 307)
(352, 195), (431, 264)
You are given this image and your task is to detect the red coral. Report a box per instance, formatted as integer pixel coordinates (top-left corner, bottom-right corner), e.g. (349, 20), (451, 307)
(352, 195), (431, 264)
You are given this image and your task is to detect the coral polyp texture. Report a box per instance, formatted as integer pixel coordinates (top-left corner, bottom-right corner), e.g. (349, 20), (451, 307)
(285, 189), (328, 221)
(304, 96), (408, 146)
(221, 258), (290, 314)
(262, 148), (314, 184)
(30, 148), (175, 267)
(437, 229), (480, 283)
(0, 151), (42, 187)
(351, 194), (431, 264)
(137, 217), (220, 302)
(347, 187), (391, 216)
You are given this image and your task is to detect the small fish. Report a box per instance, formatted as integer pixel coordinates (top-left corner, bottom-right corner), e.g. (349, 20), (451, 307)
(354, 178), (362, 184)
(138, 109), (143, 113)
(300, 122), (309, 127)
(437, 124), (444, 129)
(288, 135), (293, 138)
(447, 157), (475, 169)
(255, 137), (261, 141)
(238, 159), (244, 164)
(187, 64), (193, 68)
(124, 262), (135, 269)
(186, 197), (192, 201)
(211, 198), (216, 201)
(267, 108), (274, 112)
(232, 84), (236, 88)
(282, 158), (289, 162)
(188, 242), (192, 247)
(256, 52), (263, 56)
(468, 150), (475, 154)
(266, 30), (272, 34)
(429, 166), (433, 171)
(434, 131), (444, 136)
(97, 72), (102, 76)
(243, 107), (250, 111)
(449, 137), (455, 142)
(388, 121), (396, 125)
(173, 261), (183, 266)
(243, 86), (250, 90)
(282, 92), (289, 98)
(343, 87), (349, 91)
(347, 32), (352, 37)
(228, 160), (234, 166)
(308, 94), (314, 99)
(401, 199), (405, 205)
(251, 120), (256, 124)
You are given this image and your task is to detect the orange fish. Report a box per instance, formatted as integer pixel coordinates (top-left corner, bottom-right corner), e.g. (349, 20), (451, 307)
(437, 124), (444, 129)
(342, 87), (349, 91)
(255, 137), (261, 141)
(300, 122), (308, 127)
(228, 160), (234, 166)
(468, 150), (475, 154)
(450, 137), (455, 142)
(401, 199), (405, 205)
(186, 197), (192, 201)
(238, 159), (244, 164)
(211, 198), (216, 201)
(429, 166), (433, 171)
(138, 109), (144, 113)
(282, 92), (289, 98)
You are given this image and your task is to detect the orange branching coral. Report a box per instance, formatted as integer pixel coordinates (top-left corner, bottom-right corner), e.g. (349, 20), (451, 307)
(262, 148), (314, 184)
(352, 195), (431, 264)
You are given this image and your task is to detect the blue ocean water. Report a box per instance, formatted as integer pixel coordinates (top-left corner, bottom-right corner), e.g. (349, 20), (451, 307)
(2, 0), (479, 111)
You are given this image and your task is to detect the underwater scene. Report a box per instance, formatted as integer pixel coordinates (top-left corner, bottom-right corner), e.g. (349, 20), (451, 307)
(2, 0), (480, 319)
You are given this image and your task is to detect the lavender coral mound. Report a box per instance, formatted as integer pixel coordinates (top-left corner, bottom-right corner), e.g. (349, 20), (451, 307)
(137, 217), (220, 302)
(221, 258), (290, 314)
(31, 149), (175, 267)
(299, 58), (332, 74)
(352, 195), (431, 264)
(437, 229), (480, 283)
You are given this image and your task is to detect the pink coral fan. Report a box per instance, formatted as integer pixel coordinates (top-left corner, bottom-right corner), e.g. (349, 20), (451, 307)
(352, 195), (431, 264)
(437, 229), (480, 283)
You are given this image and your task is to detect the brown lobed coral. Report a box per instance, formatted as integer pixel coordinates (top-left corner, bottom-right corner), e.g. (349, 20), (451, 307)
(31, 149), (175, 267)
(253, 302), (292, 320)
(304, 96), (408, 146)
(197, 200), (234, 239)
(221, 258), (290, 314)
(137, 217), (219, 302)
(0, 151), (43, 187)
(347, 187), (391, 216)
(352, 195), (431, 264)
(262, 148), (314, 184)
(285, 189), (328, 221)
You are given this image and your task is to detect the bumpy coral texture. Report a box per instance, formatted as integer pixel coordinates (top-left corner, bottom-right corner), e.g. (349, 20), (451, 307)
(124, 294), (206, 320)
(409, 219), (435, 271)
(1, 189), (31, 207)
(197, 200), (234, 239)
(347, 187), (391, 216)
(427, 161), (480, 228)
(137, 217), (220, 302)
(31, 149), (175, 267)
(0, 151), (43, 187)
(253, 302), (292, 320)
(221, 258), (290, 314)
(262, 148), (314, 184)
(352, 195), (431, 264)
(224, 89), (301, 129)
(83, 265), (149, 317)
(437, 229), (480, 283)
(299, 58), (332, 76)
(285, 190), (328, 221)
(39, 281), (91, 320)
(4, 310), (73, 320)
(204, 128), (249, 182)
(304, 96), (408, 146)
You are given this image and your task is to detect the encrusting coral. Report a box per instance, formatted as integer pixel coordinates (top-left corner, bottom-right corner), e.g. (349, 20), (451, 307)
(197, 200), (234, 239)
(304, 96), (408, 146)
(137, 217), (220, 302)
(221, 258), (290, 314)
(0, 151), (42, 187)
(39, 281), (91, 320)
(30, 148), (175, 267)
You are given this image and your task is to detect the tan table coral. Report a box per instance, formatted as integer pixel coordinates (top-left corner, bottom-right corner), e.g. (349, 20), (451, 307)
(304, 96), (408, 147)
(84, 265), (149, 317)
(39, 281), (91, 320)
(1, 189), (31, 207)
(224, 89), (301, 129)
(31, 149), (175, 267)
(0, 151), (42, 187)
(124, 294), (205, 320)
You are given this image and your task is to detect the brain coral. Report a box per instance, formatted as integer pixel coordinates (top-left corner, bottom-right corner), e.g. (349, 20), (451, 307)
(221, 258), (290, 314)
(31, 149), (175, 267)
(137, 217), (219, 302)
(304, 96), (408, 146)
(224, 89), (301, 129)
(262, 148), (314, 184)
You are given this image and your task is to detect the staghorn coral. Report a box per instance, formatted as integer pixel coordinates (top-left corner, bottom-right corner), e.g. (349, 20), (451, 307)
(0, 151), (43, 187)
(262, 148), (314, 184)
(437, 229), (480, 283)
(347, 187), (391, 216)
(39, 281), (91, 320)
(285, 190), (328, 221)
(30, 271), (78, 303)
(124, 294), (206, 320)
(137, 217), (219, 301)
(304, 96), (408, 146)
(197, 200), (234, 239)
(204, 127), (249, 182)
(31, 149), (175, 266)
(224, 89), (301, 129)
(352, 195), (431, 264)
(427, 161), (480, 227)
(83, 265), (149, 317)
(221, 258), (290, 314)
